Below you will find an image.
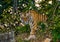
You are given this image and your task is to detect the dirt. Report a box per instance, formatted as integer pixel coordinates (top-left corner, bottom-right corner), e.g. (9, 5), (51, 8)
(15, 33), (52, 42)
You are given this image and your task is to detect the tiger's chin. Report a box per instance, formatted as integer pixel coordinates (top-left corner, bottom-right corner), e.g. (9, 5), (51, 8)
(24, 35), (36, 41)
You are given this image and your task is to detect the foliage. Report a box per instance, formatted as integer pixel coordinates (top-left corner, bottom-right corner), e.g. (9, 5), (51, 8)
(51, 15), (60, 42)
(0, 6), (20, 33)
(0, 0), (60, 42)
(0, 0), (12, 14)
(18, 0), (35, 12)
(38, 22), (46, 32)
(15, 24), (30, 35)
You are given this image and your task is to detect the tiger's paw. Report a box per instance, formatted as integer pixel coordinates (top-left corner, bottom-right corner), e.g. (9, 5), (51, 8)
(24, 35), (36, 41)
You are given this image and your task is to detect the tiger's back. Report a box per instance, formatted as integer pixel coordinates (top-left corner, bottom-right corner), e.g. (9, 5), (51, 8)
(30, 10), (47, 23)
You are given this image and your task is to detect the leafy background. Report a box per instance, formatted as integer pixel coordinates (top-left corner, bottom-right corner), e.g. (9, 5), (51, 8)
(0, 0), (60, 42)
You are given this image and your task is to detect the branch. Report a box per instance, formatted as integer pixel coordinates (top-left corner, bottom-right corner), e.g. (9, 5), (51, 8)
(52, 2), (59, 19)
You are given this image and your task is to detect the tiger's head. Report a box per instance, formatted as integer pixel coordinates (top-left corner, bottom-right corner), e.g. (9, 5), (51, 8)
(20, 12), (30, 26)
(20, 10), (36, 26)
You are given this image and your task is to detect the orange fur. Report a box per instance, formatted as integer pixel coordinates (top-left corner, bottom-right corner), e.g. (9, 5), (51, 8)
(29, 10), (47, 35)
(21, 10), (47, 40)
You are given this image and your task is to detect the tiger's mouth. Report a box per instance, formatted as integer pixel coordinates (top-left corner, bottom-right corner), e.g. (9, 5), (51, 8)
(20, 17), (29, 25)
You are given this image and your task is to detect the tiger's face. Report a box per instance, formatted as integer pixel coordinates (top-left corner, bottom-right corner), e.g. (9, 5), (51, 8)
(20, 12), (30, 26)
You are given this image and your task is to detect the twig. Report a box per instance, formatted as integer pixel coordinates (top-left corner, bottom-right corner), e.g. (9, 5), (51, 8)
(52, 1), (59, 19)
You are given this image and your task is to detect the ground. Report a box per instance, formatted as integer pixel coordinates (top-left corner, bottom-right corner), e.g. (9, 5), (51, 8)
(15, 29), (52, 42)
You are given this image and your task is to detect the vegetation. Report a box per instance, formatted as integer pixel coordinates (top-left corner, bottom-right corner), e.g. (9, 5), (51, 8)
(0, 0), (60, 42)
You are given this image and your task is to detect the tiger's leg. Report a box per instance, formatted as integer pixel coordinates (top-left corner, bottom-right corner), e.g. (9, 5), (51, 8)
(25, 21), (38, 40)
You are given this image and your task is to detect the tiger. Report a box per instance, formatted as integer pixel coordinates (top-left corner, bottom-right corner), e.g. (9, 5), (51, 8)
(20, 10), (48, 40)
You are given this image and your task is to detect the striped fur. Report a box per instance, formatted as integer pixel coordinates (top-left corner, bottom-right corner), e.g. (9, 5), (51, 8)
(29, 10), (47, 35)
(20, 10), (47, 40)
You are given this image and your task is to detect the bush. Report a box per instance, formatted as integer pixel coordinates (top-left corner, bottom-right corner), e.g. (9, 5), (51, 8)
(15, 24), (30, 35)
